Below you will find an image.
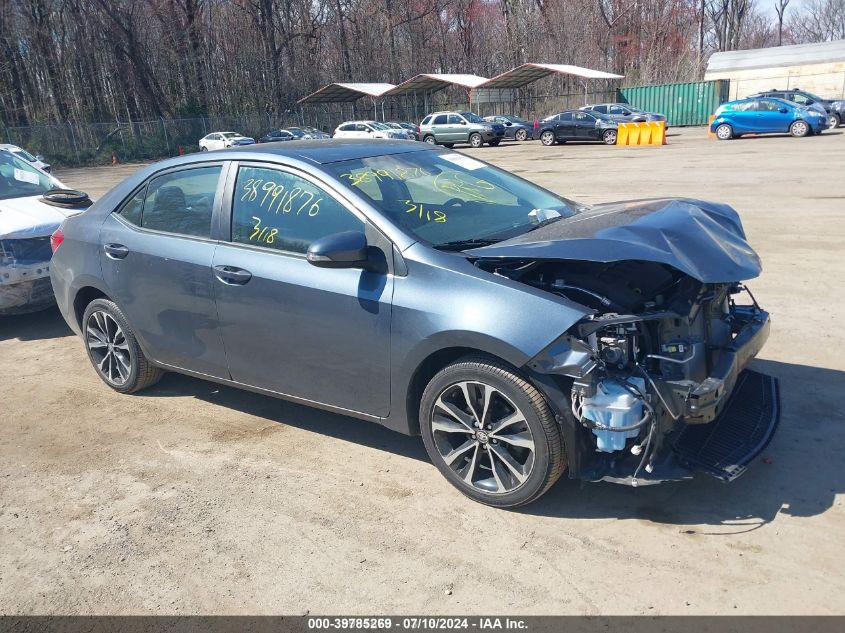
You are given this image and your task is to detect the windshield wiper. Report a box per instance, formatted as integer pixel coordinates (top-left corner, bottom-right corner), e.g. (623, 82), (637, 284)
(524, 215), (566, 232)
(434, 237), (502, 251)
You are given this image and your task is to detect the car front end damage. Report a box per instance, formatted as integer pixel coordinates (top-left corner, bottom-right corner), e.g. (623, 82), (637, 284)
(0, 235), (56, 314)
(469, 198), (780, 486)
(0, 191), (92, 315)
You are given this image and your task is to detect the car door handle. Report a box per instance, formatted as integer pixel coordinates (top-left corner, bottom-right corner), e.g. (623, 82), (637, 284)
(104, 243), (129, 259)
(214, 265), (252, 285)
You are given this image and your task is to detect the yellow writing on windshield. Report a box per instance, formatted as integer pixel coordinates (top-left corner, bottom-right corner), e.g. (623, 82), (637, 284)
(433, 172), (498, 203)
(339, 166), (431, 187)
(402, 199), (447, 223)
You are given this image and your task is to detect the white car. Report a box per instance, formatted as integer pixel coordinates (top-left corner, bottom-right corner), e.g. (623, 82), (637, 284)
(0, 149), (90, 314)
(198, 132), (255, 151)
(332, 121), (409, 140)
(0, 144), (51, 173)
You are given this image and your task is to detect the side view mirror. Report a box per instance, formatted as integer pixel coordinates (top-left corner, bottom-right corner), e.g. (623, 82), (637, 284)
(36, 154), (45, 162)
(779, 108), (788, 113)
(505, 122), (512, 126)
(307, 231), (368, 269)
(458, 120), (466, 125)
(622, 111), (632, 116)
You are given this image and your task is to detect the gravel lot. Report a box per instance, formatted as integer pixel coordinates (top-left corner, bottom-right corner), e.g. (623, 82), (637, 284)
(2, 127), (844, 615)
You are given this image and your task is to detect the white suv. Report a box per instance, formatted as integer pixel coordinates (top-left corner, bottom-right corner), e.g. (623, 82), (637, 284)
(332, 121), (408, 140)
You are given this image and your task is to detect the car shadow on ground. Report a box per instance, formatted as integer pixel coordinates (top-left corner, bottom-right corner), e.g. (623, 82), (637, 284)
(10, 307), (839, 527)
(0, 306), (73, 342)
(144, 372), (429, 463)
(144, 357), (843, 528)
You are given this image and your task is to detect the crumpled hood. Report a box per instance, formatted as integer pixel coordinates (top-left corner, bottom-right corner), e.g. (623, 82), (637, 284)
(0, 195), (85, 240)
(466, 198), (762, 283)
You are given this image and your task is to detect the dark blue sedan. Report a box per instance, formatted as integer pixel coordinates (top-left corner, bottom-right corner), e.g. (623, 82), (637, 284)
(711, 97), (828, 140)
(483, 115), (536, 141)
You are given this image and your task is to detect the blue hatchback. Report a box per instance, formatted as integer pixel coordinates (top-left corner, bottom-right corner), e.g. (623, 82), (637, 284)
(711, 97), (828, 140)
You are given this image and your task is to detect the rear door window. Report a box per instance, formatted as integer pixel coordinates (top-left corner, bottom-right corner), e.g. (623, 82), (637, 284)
(231, 165), (364, 254)
(136, 166), (222, 238)
(433, 115), (447, 125)
(592, 105), (608, 114)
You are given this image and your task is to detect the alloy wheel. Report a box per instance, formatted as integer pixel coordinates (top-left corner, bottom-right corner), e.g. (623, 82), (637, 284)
(86, 310), (132, 386)
(541, 131), (555, 146)
(829, 115), (839, 129)
(430, 381), (535, 494)
(603, 129), (617, 145)
(716, 124), (732, 140)
(516, 129), (528, 141)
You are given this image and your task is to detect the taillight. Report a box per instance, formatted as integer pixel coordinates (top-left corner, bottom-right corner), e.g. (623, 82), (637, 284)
(50, 228), (65, 253)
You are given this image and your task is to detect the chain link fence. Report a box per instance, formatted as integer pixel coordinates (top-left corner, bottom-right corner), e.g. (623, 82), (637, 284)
(2, 88), (615, 169)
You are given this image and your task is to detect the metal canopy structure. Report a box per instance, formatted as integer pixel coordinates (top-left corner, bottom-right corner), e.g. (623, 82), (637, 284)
(706, 40), (845, 73)
(297, 82), (395, 105)
(479, 63), (624, 89)
(383, 74), (489, 97)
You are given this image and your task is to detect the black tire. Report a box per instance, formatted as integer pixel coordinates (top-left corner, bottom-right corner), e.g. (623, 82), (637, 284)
(540, 130), (556, 146)
(602, 129), (618, 145)
(200, 146), (208, 151)
(515, 128), (528, 141)
(419, 355), (566, 508)
(468, 132), (483, 148)
(790, 120), (810, 138)
(443, 143), (455, 148)
(488, 139), (501, 147)
(423, 135), (437, 145)
(82, 298), (163, 394)
(715, 124), (733, 140)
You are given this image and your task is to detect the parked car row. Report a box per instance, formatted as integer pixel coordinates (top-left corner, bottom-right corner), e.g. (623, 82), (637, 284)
(196, 86), (843, 157)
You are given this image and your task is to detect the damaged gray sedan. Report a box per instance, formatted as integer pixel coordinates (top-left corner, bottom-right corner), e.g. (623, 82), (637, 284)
(49, 141), (779, 507)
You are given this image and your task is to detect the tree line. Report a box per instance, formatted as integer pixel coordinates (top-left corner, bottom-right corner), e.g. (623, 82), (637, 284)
(1, 0), (842, 127)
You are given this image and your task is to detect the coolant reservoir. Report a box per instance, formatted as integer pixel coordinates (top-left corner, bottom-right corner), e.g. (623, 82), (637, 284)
(581, 377), (646, 453)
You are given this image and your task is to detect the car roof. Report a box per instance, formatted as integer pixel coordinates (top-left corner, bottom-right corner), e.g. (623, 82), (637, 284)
(190, 139), (434, 165)
(0, 144), (24, 151)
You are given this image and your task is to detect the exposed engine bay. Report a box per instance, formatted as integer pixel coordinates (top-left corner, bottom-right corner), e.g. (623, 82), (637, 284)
(475, 257), (776, 486)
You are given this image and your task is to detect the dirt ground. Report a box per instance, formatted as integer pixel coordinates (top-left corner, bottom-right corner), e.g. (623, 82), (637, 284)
(1, 127), (844, 615)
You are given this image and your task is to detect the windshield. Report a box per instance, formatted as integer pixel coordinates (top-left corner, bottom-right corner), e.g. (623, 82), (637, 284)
(14, 149), (37, 162)
(506, 116), (528, 123)
(0, 150), (55, 201)
(327, 150), (578, 248)
(221, 132), (240, 139)
(286, 128), (306, 137)
(801, 90), (824, 102)
(459, 112), (485, 124)
(370, 122), (389, 130)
